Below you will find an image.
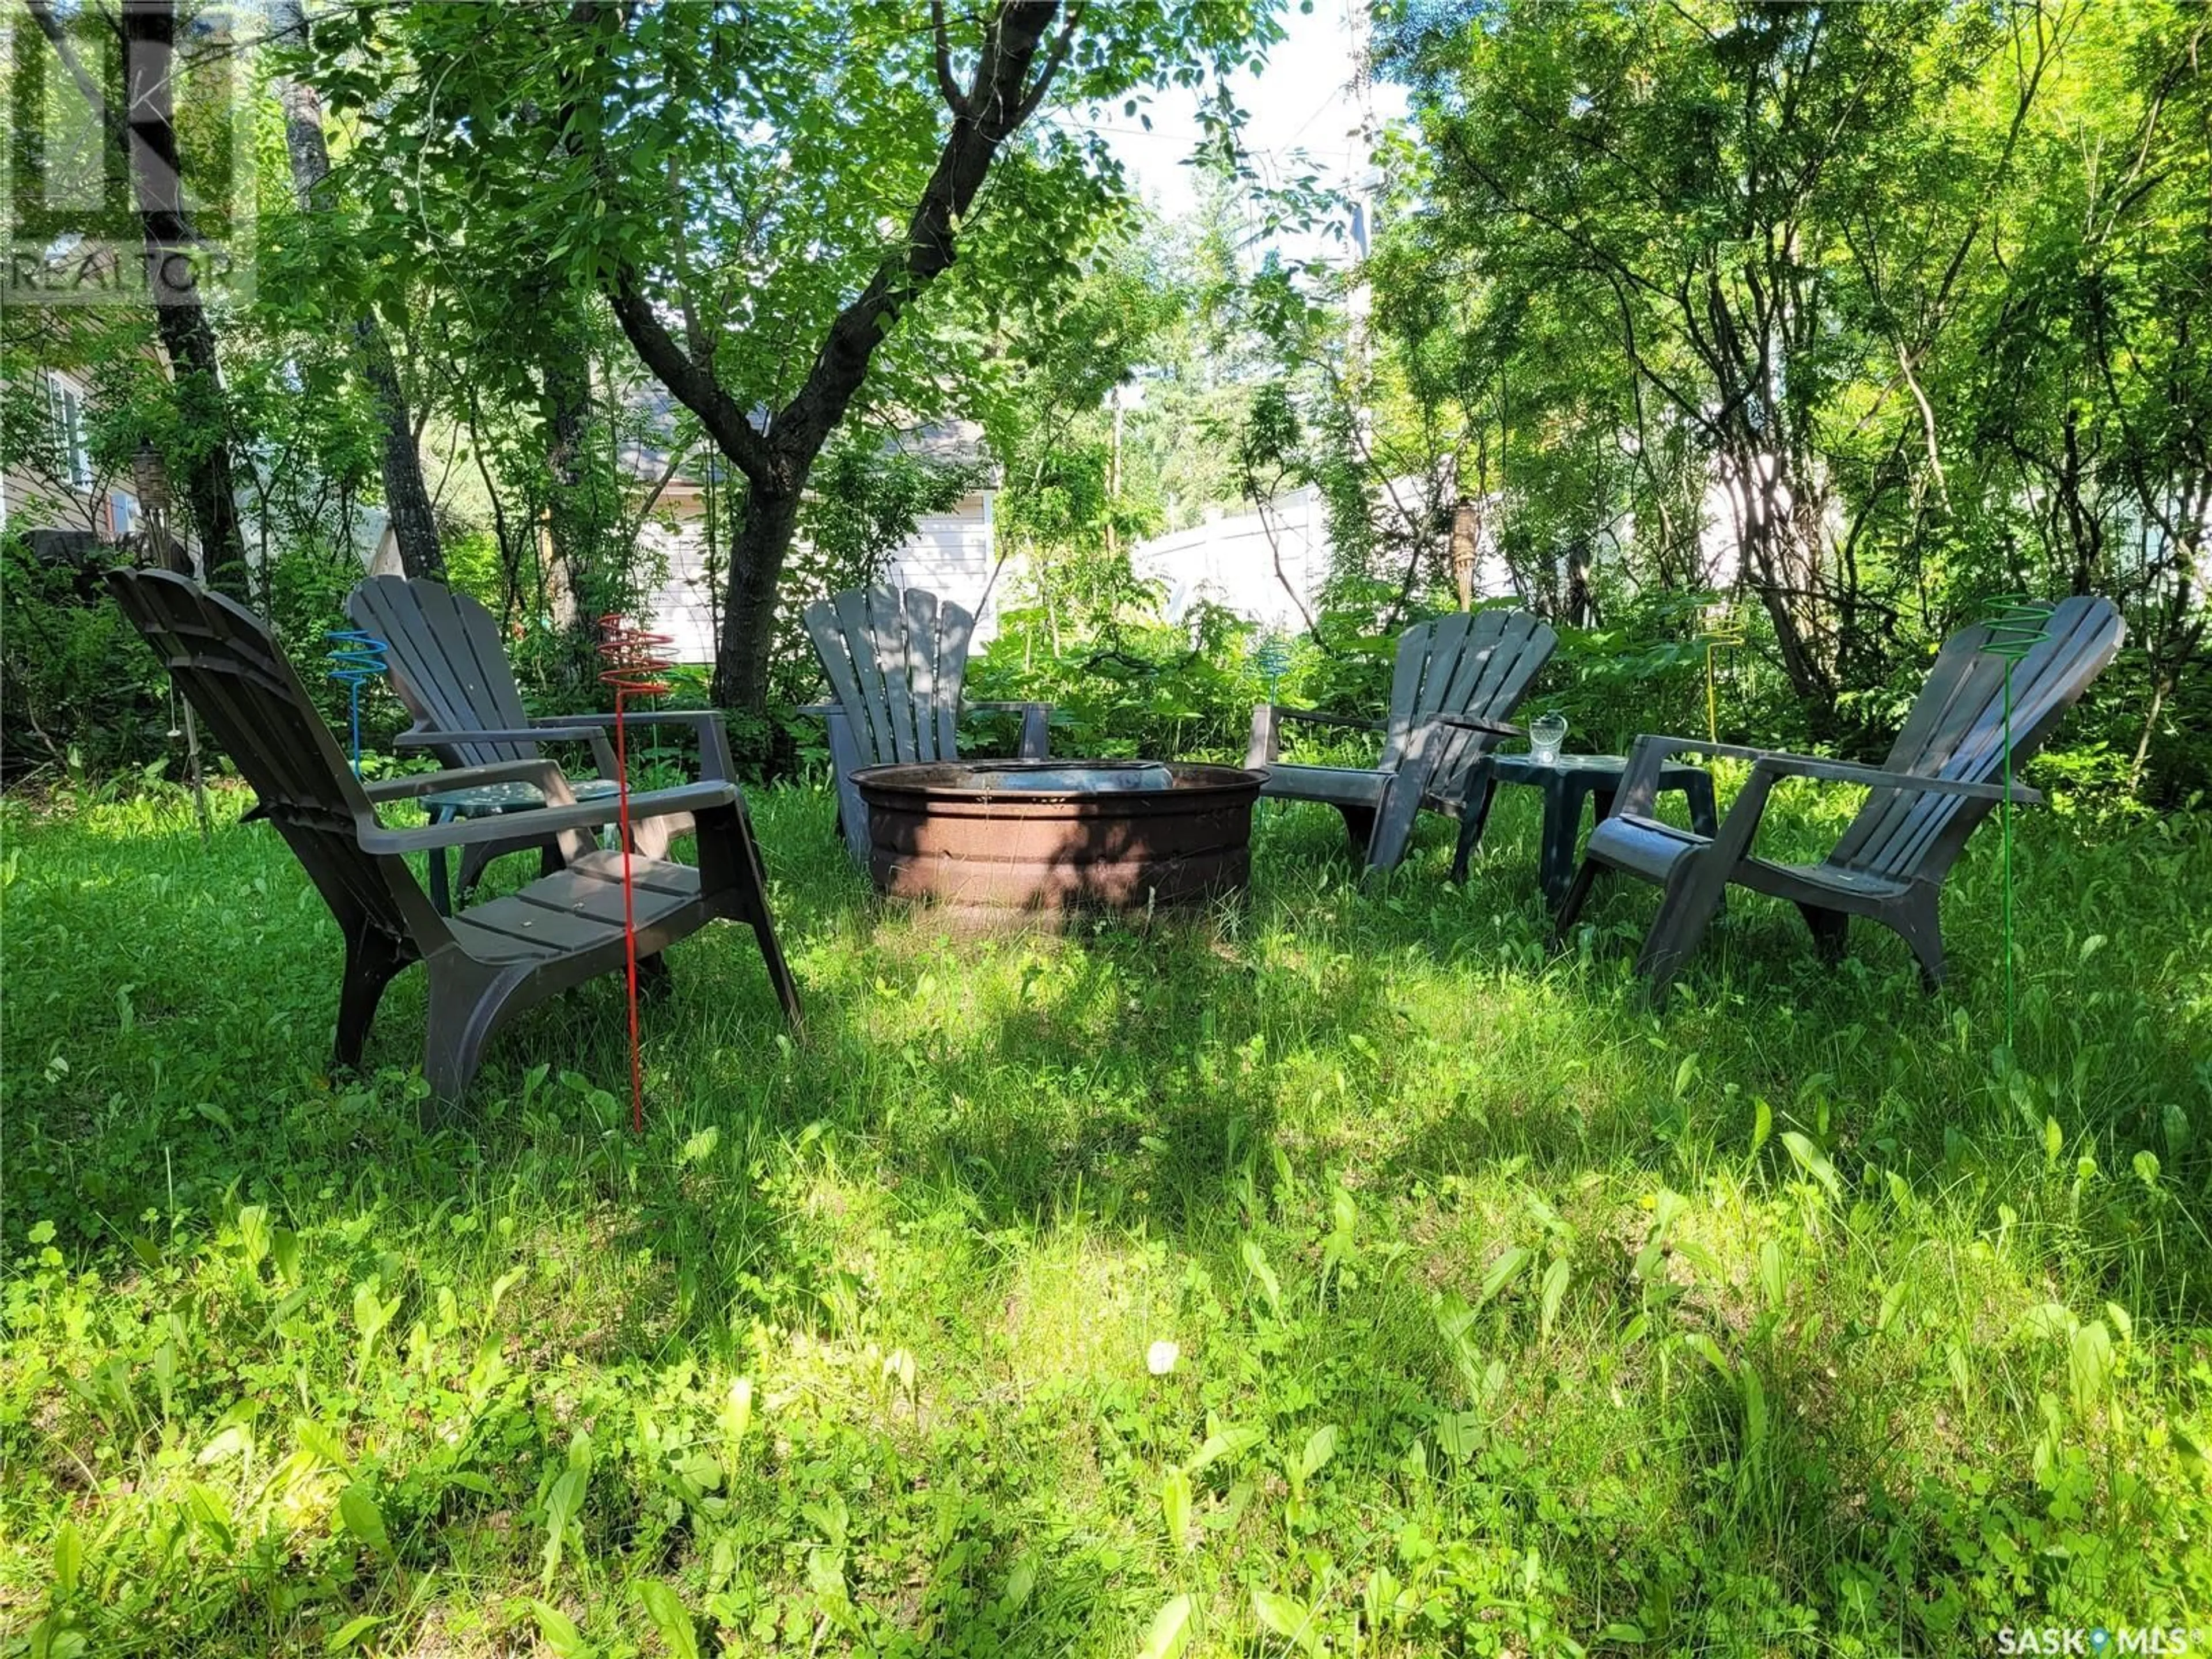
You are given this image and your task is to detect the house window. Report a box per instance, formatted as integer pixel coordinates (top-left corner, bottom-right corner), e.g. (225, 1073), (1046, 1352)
(47, 373), (92, 493)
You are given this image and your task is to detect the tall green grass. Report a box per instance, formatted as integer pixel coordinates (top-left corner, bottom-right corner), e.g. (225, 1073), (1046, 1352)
(3, 780), (2208, 1656)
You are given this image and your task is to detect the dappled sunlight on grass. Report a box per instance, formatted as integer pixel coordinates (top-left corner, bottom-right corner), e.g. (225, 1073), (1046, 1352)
(4, 780), (2210, 1652)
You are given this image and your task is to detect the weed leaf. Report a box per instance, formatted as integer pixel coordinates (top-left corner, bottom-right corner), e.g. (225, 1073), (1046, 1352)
(324, 1615), (386, 1653)
(1161, 1468), (1192, 1550)
(1779, 1132), (1842, 1201)
(1241, 1238), (1283, 1319)
(1135, 1594), (1194, 1659)
(540, 1466), (588, 1589)
(54, 1520), (82, 1599)
(633, 1580), (700, 1659)
(527, 1600), (594, 1659)
(1477, 1245), (1531, 1309)
(336, 1485), (389, 1559)
(1252, 1589), (1319, 1653)
(1298, 1423), (1339, 1483)
(1540, 1258), (1572, 1343)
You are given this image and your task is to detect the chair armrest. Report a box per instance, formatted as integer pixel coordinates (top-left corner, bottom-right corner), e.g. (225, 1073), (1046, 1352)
(1277, 707), (1388, 733)
(1432, 713), (1522, 739)
(796, 702), (838, 718)
(1622, 734), (2040, 807)
(967, 700), (1053, 760)
(531, 715), (621, 775)
(356, 781), (736, 854)
(395, 726), (608, 747)
(1247, 702), (1383, 767)
(1749, 752), (2041, 805)
(399, 713), (734, 783)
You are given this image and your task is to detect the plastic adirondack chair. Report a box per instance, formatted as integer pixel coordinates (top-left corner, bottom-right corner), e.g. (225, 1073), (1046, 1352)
(1246, 609), (1558, 873)
(349, 576), (684, 910)
(112, 569), (800, 1100)
(1555, 595), (2126, 998)
(803, 584), (1049, 862)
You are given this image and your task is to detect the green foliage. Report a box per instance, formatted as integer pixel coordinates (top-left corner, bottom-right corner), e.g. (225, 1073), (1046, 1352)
(968, 599), (1263, 759)
(0, 537), (166, 782)
(4, 785), (2211, 1652)
(1360, 0), (2211, 792)
(769, 436), (983, 715)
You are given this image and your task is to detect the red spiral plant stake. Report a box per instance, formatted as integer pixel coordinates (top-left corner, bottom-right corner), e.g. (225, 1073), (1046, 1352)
(597, 614), (675, 1132)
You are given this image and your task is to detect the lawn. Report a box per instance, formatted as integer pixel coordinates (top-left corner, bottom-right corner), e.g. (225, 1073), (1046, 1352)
(3, 779), (2209, 1656)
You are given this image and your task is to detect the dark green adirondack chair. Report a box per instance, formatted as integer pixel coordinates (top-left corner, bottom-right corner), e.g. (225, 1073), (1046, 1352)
(111, 569), (800, 1100)
(1247, 608), (1558, 872)
(1555, 595), (2126, 998)
(803, 585), (1050, 863)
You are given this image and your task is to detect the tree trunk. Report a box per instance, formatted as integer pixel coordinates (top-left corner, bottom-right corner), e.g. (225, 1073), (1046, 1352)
(274, 21), (445, 581)
(542, 334), (599, 675)
(605, 0), (1076, 718)
(711, 484), (804, 712)
(1449, 497), (1480, 610)
(99, 1), (249, 597)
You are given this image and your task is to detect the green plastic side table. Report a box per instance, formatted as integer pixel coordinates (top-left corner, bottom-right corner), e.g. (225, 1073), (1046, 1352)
(1453, 752), (1720, 906)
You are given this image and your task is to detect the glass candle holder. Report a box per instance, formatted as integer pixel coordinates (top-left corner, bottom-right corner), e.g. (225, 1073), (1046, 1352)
(1529, 713), (1568, 766)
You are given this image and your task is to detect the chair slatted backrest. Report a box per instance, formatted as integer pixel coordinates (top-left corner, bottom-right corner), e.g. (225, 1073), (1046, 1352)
(1830, 596), (2124, 884)
(804, 585), (979, 767)
(348, 577), (541, 769)
(110, 569), (432, 945)
(1378, 609), (1559, 773)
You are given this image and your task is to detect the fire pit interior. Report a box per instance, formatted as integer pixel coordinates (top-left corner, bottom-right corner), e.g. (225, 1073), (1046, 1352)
(851, 760), (1265, 919)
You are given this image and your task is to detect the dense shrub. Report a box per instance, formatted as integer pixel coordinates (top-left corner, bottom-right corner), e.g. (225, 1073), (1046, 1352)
(1, 536), (166, 783)
(966, 598), (1264, 760)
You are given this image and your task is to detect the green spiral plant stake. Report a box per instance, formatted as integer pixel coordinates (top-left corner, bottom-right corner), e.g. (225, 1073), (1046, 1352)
(1981, 596), (2054, 1055)
(1255, 632), (1291, 702)
(1700, 603), (1746, 745)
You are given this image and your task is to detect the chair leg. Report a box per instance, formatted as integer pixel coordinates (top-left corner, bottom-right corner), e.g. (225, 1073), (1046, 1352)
(1798, 903), (1849, 965)
(427, 805), (459, 915)
(421, 963), (528, 1102)
(719, 801), (805, 1027)
(1366, 770), (1430, 874)
(1334, 803), (1377, 859)
(1883, 890), (1946, 993)
(1018, 703), (1050, 760)
(459, 840), (509, 901)
(335, 924), (407, 1070)
(835, 775), (871, 866)
(636, 951), (674, 1000)
(1634, 851), (1732, 1002)
(751, 911), (804, 1026)
(1551, 858), (1604, 946)
(1449, 772), (1498, 883)
(1245, 703), (1280, 769)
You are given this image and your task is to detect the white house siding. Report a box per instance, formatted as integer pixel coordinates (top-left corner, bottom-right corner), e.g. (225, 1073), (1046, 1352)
(635, 488), (1002, 666)
(1133, 486), (1331, 631)
(1132, 484), (1520, 630)
(883, 491), (1003, 637)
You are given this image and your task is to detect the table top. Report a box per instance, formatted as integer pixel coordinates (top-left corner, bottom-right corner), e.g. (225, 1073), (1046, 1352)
(421, 776), (623, 813)
(1487, 752), (1707, 783)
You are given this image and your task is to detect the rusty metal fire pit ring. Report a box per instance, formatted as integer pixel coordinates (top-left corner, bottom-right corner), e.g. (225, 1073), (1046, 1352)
(851, 760), (1265, 922)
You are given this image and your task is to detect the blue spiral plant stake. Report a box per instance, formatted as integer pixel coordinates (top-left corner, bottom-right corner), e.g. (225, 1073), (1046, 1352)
(325, 628), (389, 776)
(1255, 632), (1292, 701)
(1980, 596), (2054, 1054)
